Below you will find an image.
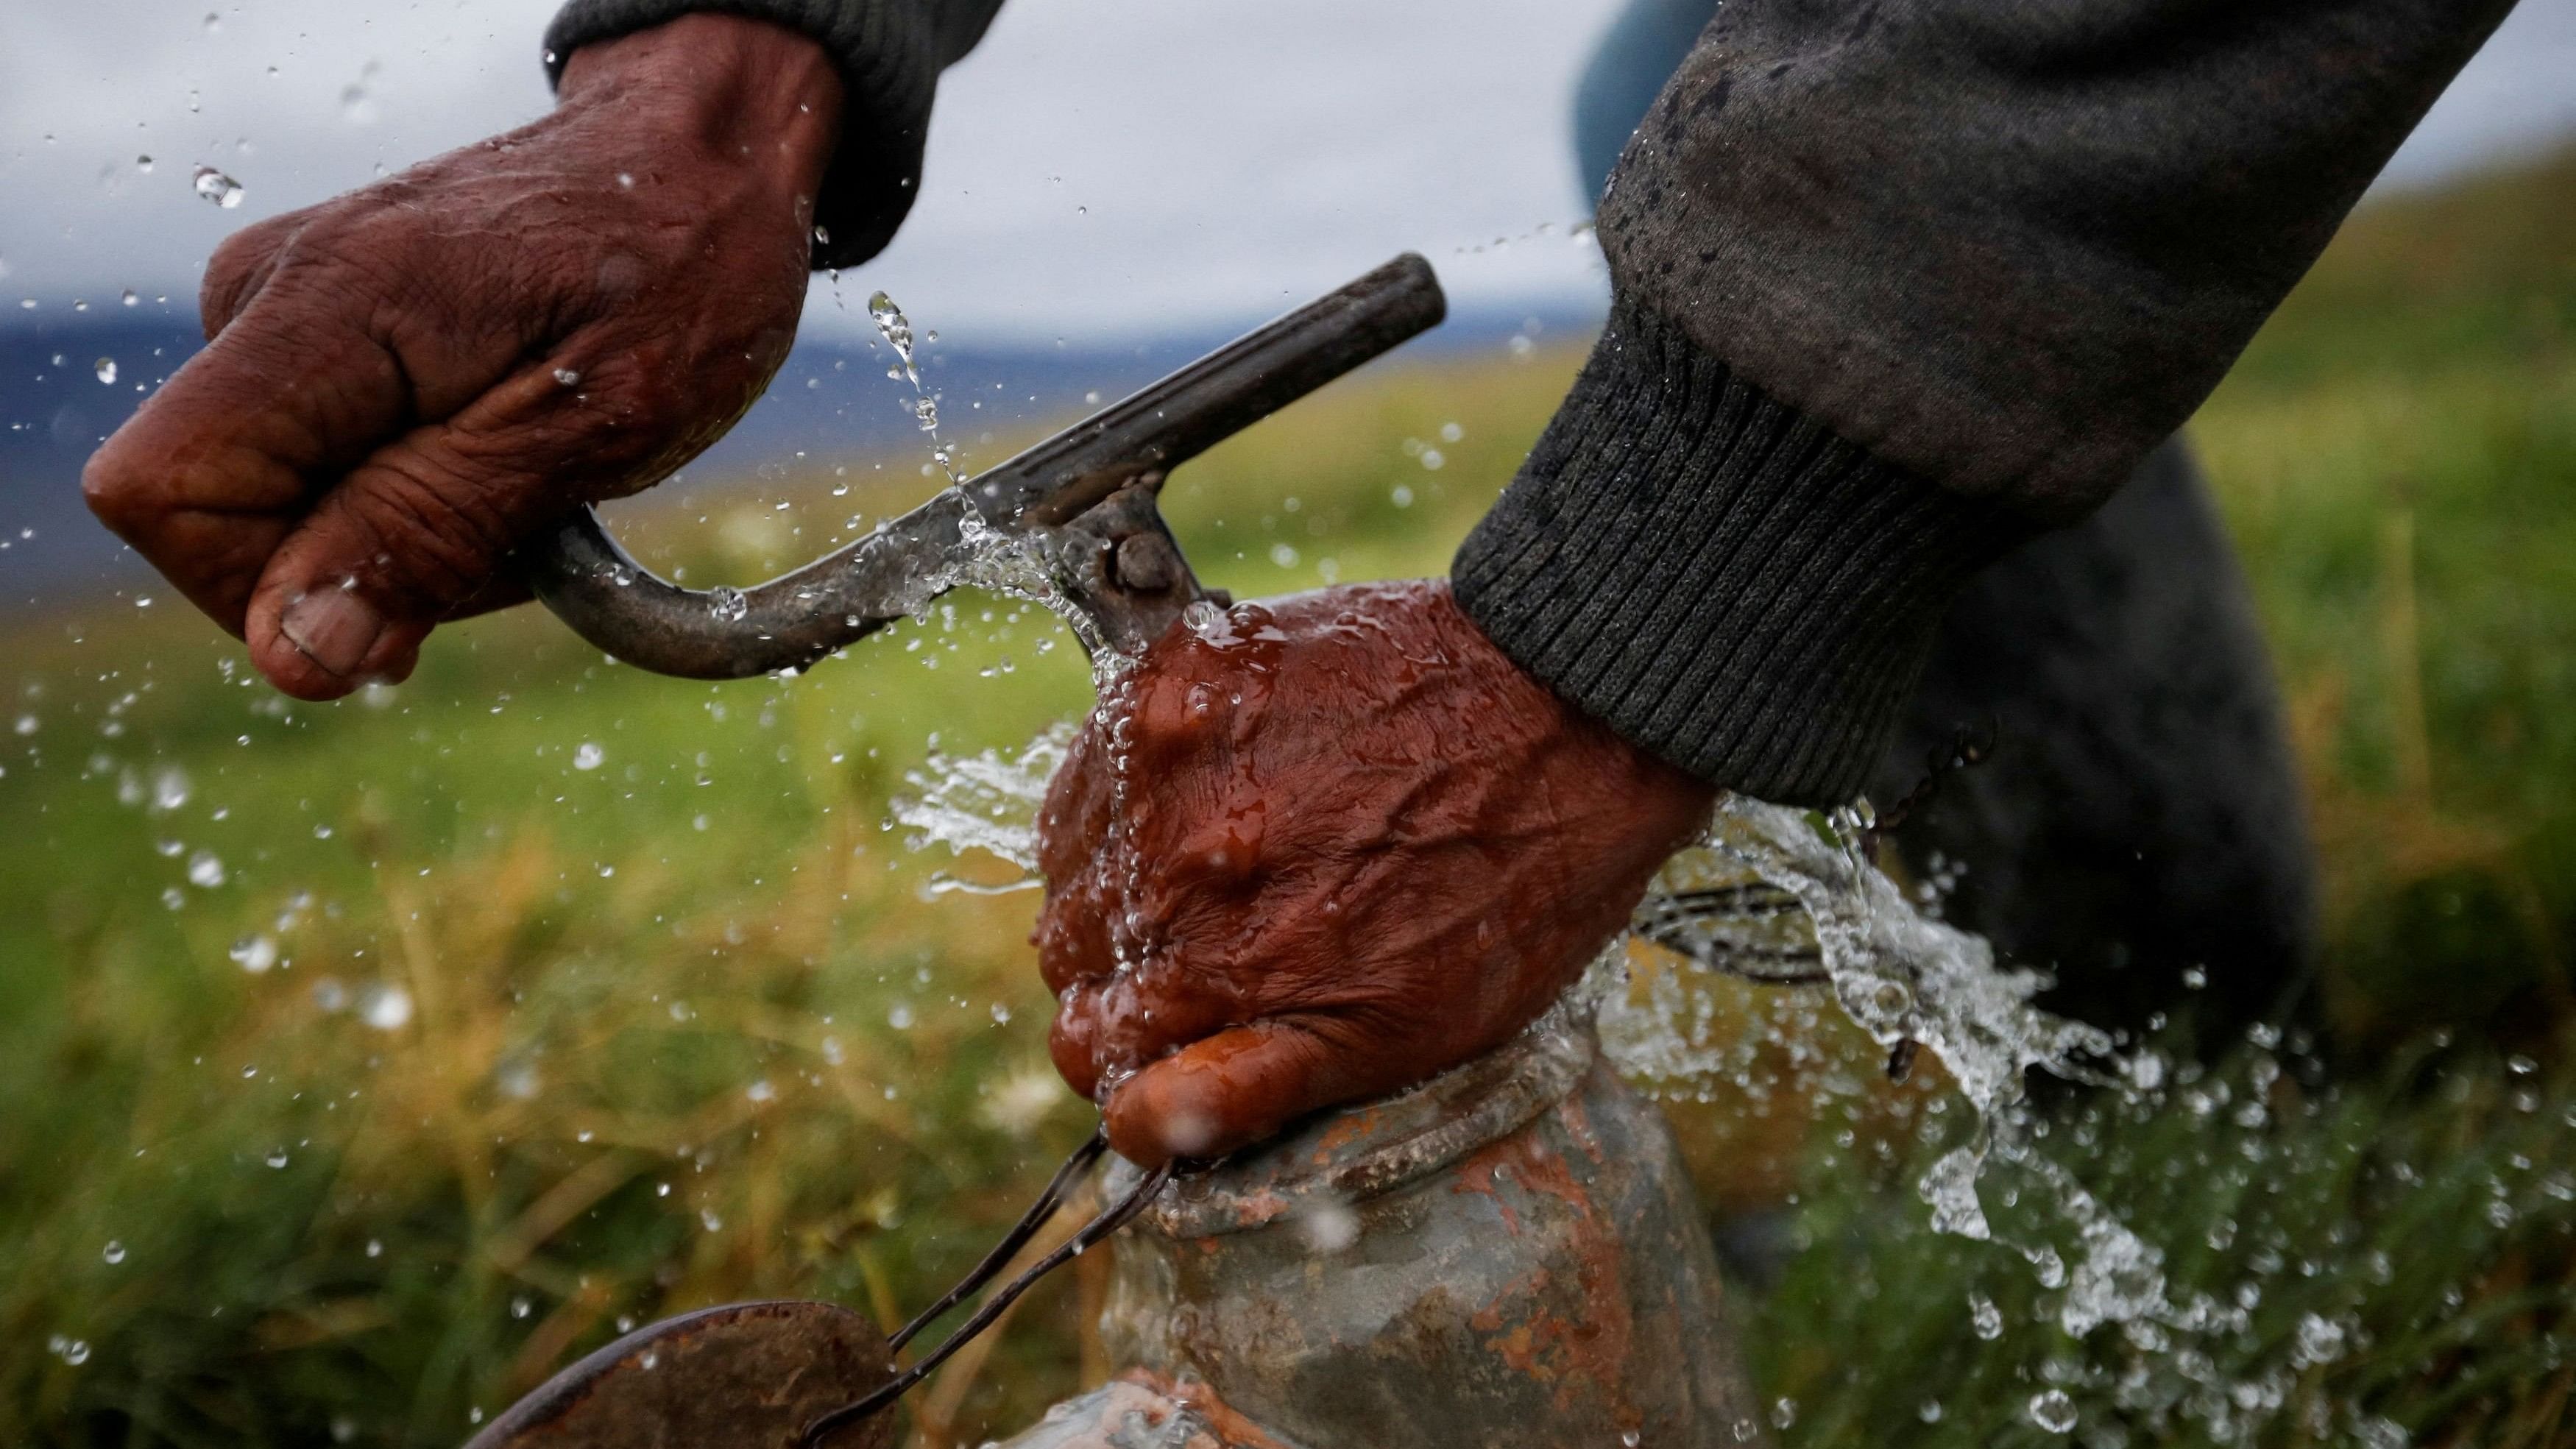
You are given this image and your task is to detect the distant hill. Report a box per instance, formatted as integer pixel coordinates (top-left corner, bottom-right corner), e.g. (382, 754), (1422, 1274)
(0, 300), (1577, 614)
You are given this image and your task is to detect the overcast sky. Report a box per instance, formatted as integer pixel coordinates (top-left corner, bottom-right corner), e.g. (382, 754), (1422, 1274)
(4, 0), (2574, 348)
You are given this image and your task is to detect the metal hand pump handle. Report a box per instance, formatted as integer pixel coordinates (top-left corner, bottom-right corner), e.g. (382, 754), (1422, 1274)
(465, 257), (1449, 1449)
(520, 253), (1447, 671)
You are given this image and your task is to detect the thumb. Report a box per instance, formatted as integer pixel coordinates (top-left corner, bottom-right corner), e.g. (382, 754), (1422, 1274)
(1101, 1020), (1384, 1168)
(242, 361), (593, 698)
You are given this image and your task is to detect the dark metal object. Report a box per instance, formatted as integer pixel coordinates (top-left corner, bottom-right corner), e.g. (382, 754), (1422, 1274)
(889, 1131), (1109, 1355)
(1630, 882), (1827, 985)
(522, 253), (1446, 673)
(798, 1155), (1178, 1448)
(461, 1301), (895, 1449)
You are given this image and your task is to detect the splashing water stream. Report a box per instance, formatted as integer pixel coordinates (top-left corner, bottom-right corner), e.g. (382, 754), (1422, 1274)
(1603, 798), (2190, 1331)
(867, 291), (963, 483)
(894, 725), (1069, 893)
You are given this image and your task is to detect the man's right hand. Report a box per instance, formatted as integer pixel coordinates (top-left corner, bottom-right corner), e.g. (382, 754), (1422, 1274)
(83, 14), (843, 699)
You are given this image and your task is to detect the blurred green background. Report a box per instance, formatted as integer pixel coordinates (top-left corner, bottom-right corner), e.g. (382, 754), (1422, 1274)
(4, 149), (2572, 1448)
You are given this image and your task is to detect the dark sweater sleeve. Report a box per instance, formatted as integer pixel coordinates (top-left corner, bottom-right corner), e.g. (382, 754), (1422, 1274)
(1456, 0), (2517, 805)
(544, 0), (1005, 270)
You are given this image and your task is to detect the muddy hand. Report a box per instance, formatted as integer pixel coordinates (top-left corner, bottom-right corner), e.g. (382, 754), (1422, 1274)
(1036, 579), (1719, 1166)
(82, 15), (838, 700)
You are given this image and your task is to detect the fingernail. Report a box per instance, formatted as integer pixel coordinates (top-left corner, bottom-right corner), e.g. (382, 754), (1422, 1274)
(279, 586), (386, 681)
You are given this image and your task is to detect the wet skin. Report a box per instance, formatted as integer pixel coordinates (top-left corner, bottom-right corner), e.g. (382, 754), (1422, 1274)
(1037, 581), (1717, 1167)
(82, 15), (841, 700)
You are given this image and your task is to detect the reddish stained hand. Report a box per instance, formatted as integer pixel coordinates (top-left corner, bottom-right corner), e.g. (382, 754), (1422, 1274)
(1035, 579), (1717, 1166)
(82, 15), (841, 700)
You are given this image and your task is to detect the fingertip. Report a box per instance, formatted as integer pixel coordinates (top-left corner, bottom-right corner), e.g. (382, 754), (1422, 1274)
(1101, 1069), (1219, 1169)
(1047, 1005), (1103, 1103)
(1100, 1024), (1328, 1169)
(246, 584), (426, 701)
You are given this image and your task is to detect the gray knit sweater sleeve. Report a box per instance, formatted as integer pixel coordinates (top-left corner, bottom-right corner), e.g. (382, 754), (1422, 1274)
(544, 0), (1005, 269)
(1456, 0), (2517, 805)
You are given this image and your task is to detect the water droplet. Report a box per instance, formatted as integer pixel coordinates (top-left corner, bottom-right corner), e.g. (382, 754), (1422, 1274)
(2293, 1311), (2346, 1367)
(1969, 1292), (2003, 1340)
(266, 1148), (291, 1169)
(866, 291), (913, 369)
(509, 1297), (531, 1320)
(192, 166), (244, 208)
(2028, 1389), (2078, 1434)
(121, 289), (138, 307)
(102, 1241), (126, 1265)
(51, 1336), (90, 1366)
(746, 1078), (776, 1103)
(708, 587), (748, 623)
(552, 366), (581, 386)
(887, 1002), (914, 1030)
(365, 1239), (383, 1258)
(135, 155), (154, 174)
(93, 358), (117, 384)
(1390, 484), (1415, 509)
(150, 766), (191, 812)
(1294, 1198), (1359, 1254)
(698, 1208), (723, 1233)
(229, 935), (277, 973)
(361, 984), (413, 1031)
(187, 850), (226, 888)
(573, 742), (604, 770)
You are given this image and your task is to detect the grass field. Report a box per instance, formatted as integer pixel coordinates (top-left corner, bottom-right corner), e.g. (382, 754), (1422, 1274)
(3, 149), (2572, 1447)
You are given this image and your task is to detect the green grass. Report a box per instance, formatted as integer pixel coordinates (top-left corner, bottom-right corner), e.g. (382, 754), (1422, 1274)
(4, 149), (2573, 1446)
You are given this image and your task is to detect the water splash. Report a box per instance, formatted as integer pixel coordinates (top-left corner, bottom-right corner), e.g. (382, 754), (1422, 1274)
(891, 723), (1070, 893)
(868, 290), (962, 483)
(1590, 796), (2386, 1445)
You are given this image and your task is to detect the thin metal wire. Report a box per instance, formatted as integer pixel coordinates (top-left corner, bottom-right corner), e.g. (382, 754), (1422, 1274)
(888, 1130), (1108, 1353)
(801, 1155), (1177, 1448)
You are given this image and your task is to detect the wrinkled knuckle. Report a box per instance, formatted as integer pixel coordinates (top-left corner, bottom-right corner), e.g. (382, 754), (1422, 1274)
(347, 461), (512, 604)
(604, 361), (692, 434)
(79, 451), (152, 536)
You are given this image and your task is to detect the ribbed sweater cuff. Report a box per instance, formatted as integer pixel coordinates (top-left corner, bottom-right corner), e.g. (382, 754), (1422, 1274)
(1454, 302), (2034, 807)
(544, 0), (952, 269)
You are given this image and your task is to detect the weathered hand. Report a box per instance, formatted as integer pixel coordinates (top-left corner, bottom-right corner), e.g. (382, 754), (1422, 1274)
(1036, 579), (1719, 1166)
(82, 15), (841, 699)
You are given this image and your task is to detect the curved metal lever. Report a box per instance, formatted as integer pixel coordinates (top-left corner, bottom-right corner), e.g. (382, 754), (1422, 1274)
(520, 254), (1447, 678)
